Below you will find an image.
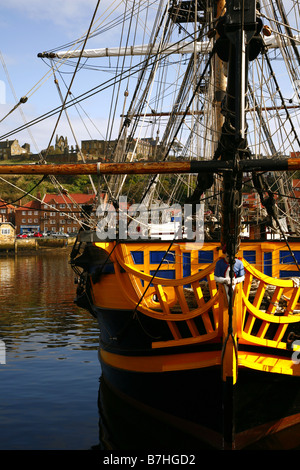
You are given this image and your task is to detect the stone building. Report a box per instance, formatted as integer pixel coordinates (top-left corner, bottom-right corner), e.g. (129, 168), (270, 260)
(81, 138), (159, 160)
(81, 140), (112, 158)
(0, 222), (15, 241)
(0, 140), (30, 159)
(55, 135), (69, 153)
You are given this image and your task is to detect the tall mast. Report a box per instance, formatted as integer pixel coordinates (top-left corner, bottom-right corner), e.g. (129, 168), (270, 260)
(211, 0), (226, 222)
(214, 0), (226, 136)
(215, 0), (262, 257)
(214, 0), (262, 448)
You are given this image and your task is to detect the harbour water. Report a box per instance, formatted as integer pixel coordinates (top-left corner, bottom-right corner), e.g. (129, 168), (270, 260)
(0, 249), (204, 453)
(0, 250), (100, 450)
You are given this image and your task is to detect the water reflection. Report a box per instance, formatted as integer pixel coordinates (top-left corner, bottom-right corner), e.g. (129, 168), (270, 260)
(0, 251), (99, 356)
(0, 250), (100, 450)
(97, 376), (300, 451)
(97, 376), (213, 451)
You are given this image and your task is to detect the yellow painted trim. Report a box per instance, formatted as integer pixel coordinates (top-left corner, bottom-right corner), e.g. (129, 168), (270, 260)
(100, 349), (222, 373)
(220, 284), (239, 384)
(238, 351), (300, 376)
(243, 259), (295, 288)
(238, 331), (287, 350)
(242, 290), (300, 324)
(136, 292), (220, 321)
(114, 244), (217, 287)
(100, 348), (300, 376)
(151, 330), (219, 348)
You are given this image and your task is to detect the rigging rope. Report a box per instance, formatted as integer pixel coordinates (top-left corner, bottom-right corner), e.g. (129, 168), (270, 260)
(139, 42), (217, 205)
(0, 176), (46, 207)
(0, 31), (203, 141)
(43, 0), (102, 161)
(51, 65), (97, 195)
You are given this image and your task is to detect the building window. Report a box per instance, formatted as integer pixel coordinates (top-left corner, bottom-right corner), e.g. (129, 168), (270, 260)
(22, 211), (26, 215)
(60, 220), (66, 224)
(28, 219), (32, 223)
(34, 211), (38, 215)
(22, 219), (26, 223)
(59, 204), (65, 208)
(50, 220), (55, 225)
(34, 219), (38, 223)
(1, 228), (10, 235)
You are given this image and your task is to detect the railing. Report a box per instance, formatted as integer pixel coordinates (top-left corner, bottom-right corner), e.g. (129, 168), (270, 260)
(113, 244), (221, 347)
(110, 244), (300, 352)
(238, 260), (300, 350)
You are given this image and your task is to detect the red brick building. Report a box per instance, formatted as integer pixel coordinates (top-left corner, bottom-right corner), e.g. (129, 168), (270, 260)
(15, 193), (97, 234)
(15, 200), (40, 234)
(41, 193), (96, 234)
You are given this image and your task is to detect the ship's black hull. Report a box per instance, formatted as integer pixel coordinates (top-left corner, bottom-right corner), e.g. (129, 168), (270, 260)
(99, 359), (300, 450)
(93, 305), (300, 450)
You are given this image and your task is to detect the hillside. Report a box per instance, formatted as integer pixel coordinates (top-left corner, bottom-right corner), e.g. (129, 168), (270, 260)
(0, 156), (189, 205)
(0, 157), (97, 204)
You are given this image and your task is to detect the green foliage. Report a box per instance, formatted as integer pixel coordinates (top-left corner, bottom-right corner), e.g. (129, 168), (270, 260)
(0, 173), (95, 204)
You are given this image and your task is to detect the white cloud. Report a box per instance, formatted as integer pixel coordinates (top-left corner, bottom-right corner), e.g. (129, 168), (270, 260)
(5, 0), (98, 23)
(3, 0), (114, 42)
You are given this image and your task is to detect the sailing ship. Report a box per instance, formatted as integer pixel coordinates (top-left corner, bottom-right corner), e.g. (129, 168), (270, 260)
(1, 0), (300, 450)
(67, 0), (300, 449)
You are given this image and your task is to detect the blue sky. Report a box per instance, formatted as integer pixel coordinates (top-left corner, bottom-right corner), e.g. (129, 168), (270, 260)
(0, 1), (117, 152)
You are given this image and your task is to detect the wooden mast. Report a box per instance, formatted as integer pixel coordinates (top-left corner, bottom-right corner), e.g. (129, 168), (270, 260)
(215, 0), (258, 449)
(0, 157), (298, 175)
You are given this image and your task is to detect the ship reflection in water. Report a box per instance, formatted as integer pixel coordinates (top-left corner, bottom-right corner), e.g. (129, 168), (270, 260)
(98, 376), (211, 450)
(97, 375), (300, 451)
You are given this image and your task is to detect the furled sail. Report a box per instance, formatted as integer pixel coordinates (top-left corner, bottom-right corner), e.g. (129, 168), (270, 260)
(38, 32), (300, 59)
(38, 41), (211, 59)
